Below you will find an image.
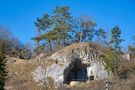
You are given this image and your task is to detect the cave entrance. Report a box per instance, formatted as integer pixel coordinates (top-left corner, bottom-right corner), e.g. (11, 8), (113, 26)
(90, 76), (94, 80)
(63, 58), (88, 84)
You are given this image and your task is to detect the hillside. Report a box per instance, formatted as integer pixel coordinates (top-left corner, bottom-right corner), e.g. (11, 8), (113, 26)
(4, 42), (135, 90)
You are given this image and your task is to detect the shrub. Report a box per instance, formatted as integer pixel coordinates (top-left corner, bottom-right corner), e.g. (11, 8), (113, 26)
(100, 48), (118, 75)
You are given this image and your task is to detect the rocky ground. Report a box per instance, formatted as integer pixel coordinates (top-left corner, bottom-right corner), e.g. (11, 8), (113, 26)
(4, 42), (135, 90)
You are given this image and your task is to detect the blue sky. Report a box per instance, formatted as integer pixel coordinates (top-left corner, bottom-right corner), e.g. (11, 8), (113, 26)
(0, 0), (135, 48)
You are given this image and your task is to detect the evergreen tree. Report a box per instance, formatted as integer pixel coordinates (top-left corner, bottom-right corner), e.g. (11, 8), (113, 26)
(52, 6), (72, 45)
(33, 14), (53, 52)
(109, 25), (124, 51)
(32, 6), (72, 52)
(0, 44), (7, 90)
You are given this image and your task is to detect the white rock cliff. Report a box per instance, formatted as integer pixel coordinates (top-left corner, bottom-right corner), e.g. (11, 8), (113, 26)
(32, 43), (111, 86)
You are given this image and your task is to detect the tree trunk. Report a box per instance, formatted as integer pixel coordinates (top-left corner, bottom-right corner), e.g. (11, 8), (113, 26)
(49, 40), (52, 52)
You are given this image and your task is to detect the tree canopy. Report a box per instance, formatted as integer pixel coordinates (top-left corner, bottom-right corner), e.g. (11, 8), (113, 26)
(32, 6), (124, 54)
(109, 25), (124, 52)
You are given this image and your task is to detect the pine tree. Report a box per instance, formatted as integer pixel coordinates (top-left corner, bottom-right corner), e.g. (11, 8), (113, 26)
(33, 14), (53, 52)
(109, 25), (124, 51)
(32, 6), (72, 52)
(53, 6), (72, 45)
(0, 44), (7, 90)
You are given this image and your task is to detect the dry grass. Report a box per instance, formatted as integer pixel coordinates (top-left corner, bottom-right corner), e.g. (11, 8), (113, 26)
(118, 60), (135, 79)
(57, 80), (105, 90)
(4, 51), (135, 90)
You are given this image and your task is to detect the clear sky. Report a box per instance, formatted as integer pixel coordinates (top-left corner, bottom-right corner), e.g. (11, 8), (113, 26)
(0, 0), (135, 49)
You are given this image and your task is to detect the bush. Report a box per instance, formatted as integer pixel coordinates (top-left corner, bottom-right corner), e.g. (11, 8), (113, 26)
(100, 48), (118, 75)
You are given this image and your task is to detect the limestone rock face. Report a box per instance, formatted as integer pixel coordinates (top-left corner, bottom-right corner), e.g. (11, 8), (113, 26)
(32, 66), (46, 82)
(32, 43), (111, 86)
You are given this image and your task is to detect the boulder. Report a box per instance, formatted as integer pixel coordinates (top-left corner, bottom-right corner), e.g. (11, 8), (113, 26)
(69, 81), (81, 87)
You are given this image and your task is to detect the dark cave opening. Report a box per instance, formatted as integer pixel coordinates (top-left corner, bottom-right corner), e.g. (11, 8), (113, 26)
(63, 58), (88, 84)
(90, 76), (94, 80)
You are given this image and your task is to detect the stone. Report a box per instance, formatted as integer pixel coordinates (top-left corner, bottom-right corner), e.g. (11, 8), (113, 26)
(32, 42), (111, 87)
(69, 81), (81, 87)
(32, 66), (46, 82)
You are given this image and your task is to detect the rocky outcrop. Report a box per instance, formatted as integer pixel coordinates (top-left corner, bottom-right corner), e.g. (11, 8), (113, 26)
(5, 42), (112, 90)
(32, 42), (111, 86)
